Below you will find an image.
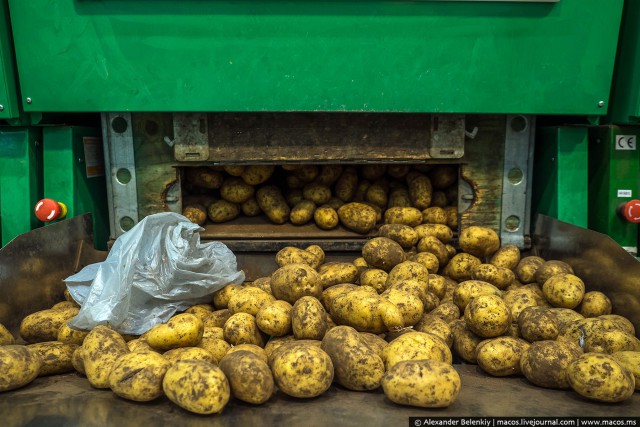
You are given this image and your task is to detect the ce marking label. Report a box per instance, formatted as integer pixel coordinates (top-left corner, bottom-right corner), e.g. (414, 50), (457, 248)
(615, 135), (636, 150)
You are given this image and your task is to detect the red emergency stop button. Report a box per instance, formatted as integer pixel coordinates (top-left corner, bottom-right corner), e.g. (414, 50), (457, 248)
(34, 199), (68, 222)
(621, 199), (640, 223)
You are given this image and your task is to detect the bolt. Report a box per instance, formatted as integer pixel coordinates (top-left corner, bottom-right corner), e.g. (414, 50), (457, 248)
(461, 194), (474, 201)
(598, 101), (604, 108)
(26, 97), (32, 104)
(0, 105), (4, 111)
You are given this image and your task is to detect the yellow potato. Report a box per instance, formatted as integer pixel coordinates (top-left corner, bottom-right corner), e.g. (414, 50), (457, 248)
(207, 200), (240, 223)
(184, 304), (214, 320)
(0, 345), (42, 392)
(520, 340), (582, 389)
(163, 347), (217, 365)
(318, 262), (359, 289)
(337, 202), (377, 234)
(185, 167), (223, 189)
(269, 342), (334, 398)
(313, 205), (339, 230)
(270, 263), (322, 304)
(303, 183), (332, 205)
(292, 296), (327, 340)
(289, 199), (316, 225)
(450, 320), (483, 363)
(256, 185), (290, 224)
(320, 326), (385, 391)
(316, 165), (343, 186)
(146, 313), (204, 351)
(578, 291), (612, 317)
(263, 335), (296, 359)
(334, 167), (359, 201)
(28, 341), (78, 376)
(358, 332), (389, 358)
(443, 253), (482, 282)
(197, 338), (231, 363)
(489, 244), (521, 270)
(219, 350), (274, 405)
(83, 326), (130, 389)
(127, 338), (158, 353)
(0, 322), (15, 345)
(542, 274), (585, 309)
(203, 309), (232, 329)
(322, 283), (360, 310)
(535, 260), (574, 286)
(472, 264), (515, 290)
(413, 314), (453, 347)
(220, 177), (255, 204)
(567, 353), (635, 402)
(599, 314), (635, 336)
(241, 165), (275, 185)
(213, 285), (241, 309)
(421, 207), (448, 225)
(453, 280), (502, 312)
(378, 224), (419, 249)
(227, 287), (276, 316)
(162, 360), (230, 414)
(583, 329), (640, 354)
(382, 360), (461, 408)
(241, 197), (262, 217)
(518, 307), (559, 342)
(108, 352), (171, 401)
(225, 344), (268, 364)
(386, 261), (429, 286)
(359, 269), (389, 293)
(256, 300), (293, 336)
(459, 226), (500, 259)
(406, 171), (433, 209)
(330, 288), (404, 334)
(409, 252), (440, 275)
(416, 235), (449, 267)
(275, 246), (322, 270)
(383, 207), (423, 227)
(464, 294), (512, 338)
(612, 351), (640, 390)
(382, 332), (452, 370)
(362, 237), (406, 272)
(414, 224), (454, 244)
(223, 313), (264, 347)
(430, 301), (461, 324)
(20, 307), (79, 343)
(476, 336), (530, 376)
(388, 187), (412, 208)
(71, 346), (85, 375)
(515, 256), (545, 284)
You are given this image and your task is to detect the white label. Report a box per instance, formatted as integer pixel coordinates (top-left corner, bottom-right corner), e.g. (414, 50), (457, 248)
(618, 189), (632, 198)
(615, 135), (636, 150)
(83, 137), (105, 178)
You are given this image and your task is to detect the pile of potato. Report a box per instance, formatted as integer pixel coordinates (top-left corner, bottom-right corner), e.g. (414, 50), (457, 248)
(1, 221), (640, 414)
(181, 164), (458, 233)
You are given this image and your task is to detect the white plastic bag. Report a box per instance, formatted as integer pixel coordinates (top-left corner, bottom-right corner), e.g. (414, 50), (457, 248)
(65, 212), (244, 334)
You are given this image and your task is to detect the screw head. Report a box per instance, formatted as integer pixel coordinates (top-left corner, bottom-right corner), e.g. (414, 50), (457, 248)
(26, 97), (32, 104)
(598, 101), (605, 107)
(0, 104), (4, 111)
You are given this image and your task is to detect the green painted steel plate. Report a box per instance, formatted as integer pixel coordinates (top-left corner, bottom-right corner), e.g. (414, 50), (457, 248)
(0, 0), (19, 120)
(8, 0), (623, 114)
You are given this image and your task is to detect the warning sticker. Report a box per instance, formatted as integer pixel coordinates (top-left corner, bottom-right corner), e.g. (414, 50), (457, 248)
(83, 137), (105, 178)
(617, 189), (632, 198)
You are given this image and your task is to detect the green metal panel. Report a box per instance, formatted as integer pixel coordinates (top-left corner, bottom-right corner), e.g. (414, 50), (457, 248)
(609, 0), (640, 124)
(0, 127), (42, 246)
(0, 0), (19, 120)
(533, 126), (589, 227)
(588, 125), (639, 254)
(42, 127), (109, 249)
(7, 0), (623, 114)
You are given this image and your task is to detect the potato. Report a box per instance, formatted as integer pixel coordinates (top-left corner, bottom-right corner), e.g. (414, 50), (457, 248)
(382, 359), (460, 408)
(472, 264), (515, 290)
(583, 329), (640, 354)
(146, 313), (204, 351)
(285, 199), (315, 225)
(293, 165), (320, 183)
(219, 350), (274, 405)
(72, 346), (85, 375)
(286, 188), (304, 207)
(204, 309), (232, 329)
(413, 314), (453, 347)
(406, 171), (432, 209)
(599, 314), (635, 336)
(431, 302), (461, 324)
(302, 183), (331, 205)
(559, 317), (623, 348)
(334, 167), (359, 202)
(464, 294), (512, 338)
(320, 326), (385, 390)
(83, 326), (130, 389)
(185, 167), (223, 189)
(336, 202), (377, 234)
(378, 224), (419, 249)
(213, 285), (240, 309)
(313, 206), (339, 230)
(430, 190), (449, 206)
(220, 177), (255, 204)
(28, 341), (78, 376)
(270, 263), (322, 304)
(207, 200), (240, 223)
(414, 224), (454, 244)
(269, 342), (334, 398)
(550, 308), (585, 334)
(182, 204), (207, 226)
(386, 261), (429, 286)
(362, 237), (406, 272)
(535, 260), (574, 286)
(163, 360), (230, 414)
(315, 165), (343, 186)
(256, 185), (290, 224)
(225, 344), (268, 364)
(292, 297), (327, 340)
(520, 340), (582, 389)
(321, 283), (359, 311)
(108, 352), (171, 401)
(515, 256), (545, 284)
(198, 338), (231, 363)
(578, 291), (612, 317)
(275, 246), (321, 269)
(382, 331), (452, 370)
(20, 307), (79, 343)
(489, 244), (521, 270)
(567, 353), (635, 402)
(223, 313), (264, 347)
(452, 280), (501, 311)
(184, 304), (214, 320)
(318, 262), (359, 289)
(388, 187), (412, 208)
(475, 336), (530, 376)
(459, 226), (500, 259)
(542, 274), (585, 309)
(416, 235), (449, 266)
(227, 287), (276, 316)
(241, 165), (274, 185)
(503, 285), (547, 321)
(383, 207), (422, 227)
(358, 332), (389, 357)
(612, 351), (640, 390)
(364, 181), (388, 208)
(443, 253), (482, 282)
(0, 345), (42, 392)
(382, 287), (425, 327)
(242, 199), (262, 219)
(305, 244), (325, 265)
(421, 207), (447, 225)
(450, 320), (483, 363)
(330, 288), (404, 333)
(518, 307), (559, 342)
(223, 165), (245, 176)
(0, 323), (14, 345)
(256, 300), (293, 336)
(127, 338), (158, 353)
(263, 335), (296, 358)
(359, 269), (389, 293)
(361, 164), (387, 181)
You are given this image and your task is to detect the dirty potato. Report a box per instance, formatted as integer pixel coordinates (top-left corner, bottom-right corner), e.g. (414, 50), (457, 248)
(443, 253), (482, 282)
(359, 269), (389, 293)
(146, 313), (204, 351)
(578, 291), (612, 317)
(256, 300), (293, 337)
(414, 224), (454, 244)
(515, 256), (545, 284)
(162, 360), (230, 414)
(223, 313), (264, 347)
(28, 341), (78, 376)
(292, 297), (328, 340)
(213, 285), (241, 309)
(198, 338), (231, 364)
(303, 183), (332, 205)
(413, 314), (453, 347)
(0, 345), (42, 392)
(318, 262), (359, 289)
(612, 351), (640, 390)
(452, 280), (502, 312)
(458, 226), (500, 259)
(567, 353), (635, 402)
(241, 197), (262, 217)
(275, 246), (322, 269)
(409, 252), (440, 275)
(20, 307), (79, 343)
(207, 200), (240, 223)
(383, 207), (423, 227)
(382, 332), (452, 370)
(313, 205), (339, 230)
(450, 320), (484, 363)
(269, 342), (334, 398)
(227, 287), (276, 316)
(535, 260), (574, 286)
(416, 235), (449, 267)
(108, 352), (171, 401)
(386, 261), (429, 286)
(378, 224), (419, 249)
(83, 326), (130, 389)
(256, 185), (290, 224)
(520, 340), (582, 389)
(334, 167), (359, 202)
(382, 360), (460, 408)
(321, 326), (385, 391)
(464, 295), (512, 338)
(421, 207), (448, 225)
(270, 263), (322, 304)
(542, 274), (585, 309)
(219, 350), (274, 404)
(220, 177), (255, 204)
(241, 165), (275, 185)
(518, 307), (559, 342)
(476, 337), (530, 376)
(406, 171), (433, 209)
(472, 264), (515, 290)
(337, 202), (377, 234)
(182, 204), (208, 226)
(489, 244), (521, 270)
(362, 237), (406, 272)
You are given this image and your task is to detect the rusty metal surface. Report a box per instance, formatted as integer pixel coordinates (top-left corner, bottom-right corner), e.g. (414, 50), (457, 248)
(0, 365), (637, 427)
(533, 214), (640, 333)
(173, 113), (210, 162)
(0, 215), (102, 330)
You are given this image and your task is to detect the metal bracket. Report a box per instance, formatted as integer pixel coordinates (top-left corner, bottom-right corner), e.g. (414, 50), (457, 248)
(500, 115), (536, 248)
(101, 113), (139, 239)
(173, 113), (210, 162)
(429, 114), (465, 159)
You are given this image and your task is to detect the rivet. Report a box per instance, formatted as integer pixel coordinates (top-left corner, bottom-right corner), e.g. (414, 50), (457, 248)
(598, 101), (605, 108)
(0, 105), (4, 111)
(26, 97), (32, 104)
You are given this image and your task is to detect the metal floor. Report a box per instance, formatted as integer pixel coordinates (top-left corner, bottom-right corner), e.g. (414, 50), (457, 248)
(1, 365), (638, 427)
